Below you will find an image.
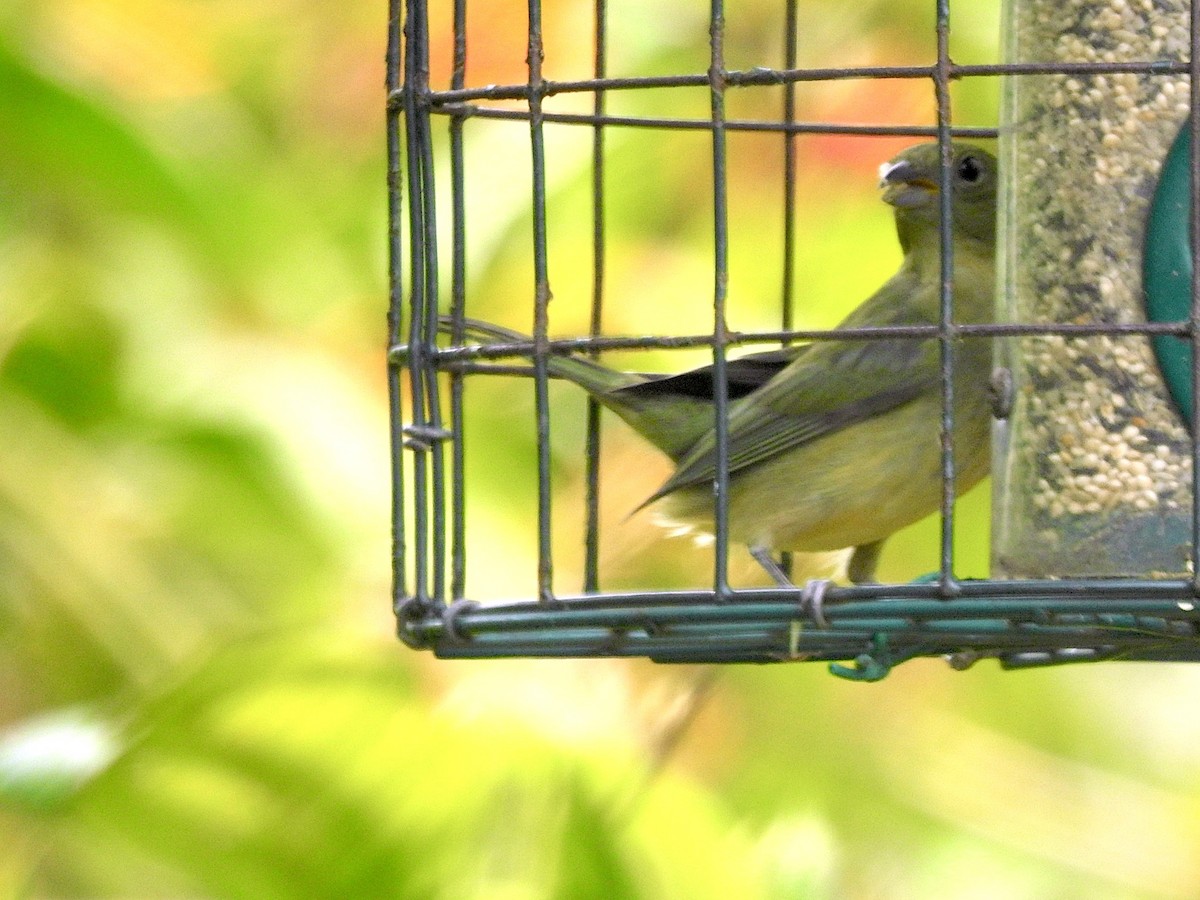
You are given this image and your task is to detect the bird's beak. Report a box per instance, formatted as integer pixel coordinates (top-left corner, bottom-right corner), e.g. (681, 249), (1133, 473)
(879, 159), (940, 209)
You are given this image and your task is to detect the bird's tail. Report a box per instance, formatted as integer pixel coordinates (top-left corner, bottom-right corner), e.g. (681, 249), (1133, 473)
(437, 316), (644, 396)
(438, 315), (717, 459)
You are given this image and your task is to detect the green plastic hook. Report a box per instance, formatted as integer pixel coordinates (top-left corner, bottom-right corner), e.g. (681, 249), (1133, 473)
(829, 634), (902, 682)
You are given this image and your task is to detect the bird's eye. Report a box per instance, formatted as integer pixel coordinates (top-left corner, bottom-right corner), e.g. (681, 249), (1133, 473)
(957, 155), (983, 184)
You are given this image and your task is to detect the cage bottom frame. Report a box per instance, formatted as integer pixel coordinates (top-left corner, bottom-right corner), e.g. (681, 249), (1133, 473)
(394, 579), (1200, 681)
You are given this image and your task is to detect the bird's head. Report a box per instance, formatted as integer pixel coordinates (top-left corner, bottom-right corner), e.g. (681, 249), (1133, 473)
(879, 142), (997, 251)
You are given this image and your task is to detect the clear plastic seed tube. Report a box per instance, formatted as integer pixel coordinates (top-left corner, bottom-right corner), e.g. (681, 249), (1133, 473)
(993, 0), (1194, 577)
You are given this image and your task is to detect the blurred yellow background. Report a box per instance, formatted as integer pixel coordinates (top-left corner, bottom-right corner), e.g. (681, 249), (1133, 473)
(3, 0), (1200, 897)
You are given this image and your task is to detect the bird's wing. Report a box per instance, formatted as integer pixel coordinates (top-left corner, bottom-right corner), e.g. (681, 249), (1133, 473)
(643, 285), (941, 504)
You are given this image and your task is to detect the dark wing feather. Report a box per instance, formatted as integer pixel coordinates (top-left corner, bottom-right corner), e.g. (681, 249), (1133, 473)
(616, 346), (808, 402)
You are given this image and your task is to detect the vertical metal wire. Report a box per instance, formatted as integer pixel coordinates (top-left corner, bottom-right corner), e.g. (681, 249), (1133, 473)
(778, 0), (799, 582)
(1189, 0), (1200, 597)
(448, 0), (469, 600)
(780, 0), (798, 339)
(401, 0), (432, 606)
(527, 0), (556, 603)
(933, 0), (960, 596)
(386, 0), (408, 609)
(415, 0), (448, 606)
(707, 0), (732, 597)
(583, 0), (608, 594)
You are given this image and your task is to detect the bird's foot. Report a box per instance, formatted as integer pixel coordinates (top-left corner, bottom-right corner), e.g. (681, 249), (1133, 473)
(783, 578), (832, 659)
(799, 578), (831, 629)
(749, 546), (831, 629)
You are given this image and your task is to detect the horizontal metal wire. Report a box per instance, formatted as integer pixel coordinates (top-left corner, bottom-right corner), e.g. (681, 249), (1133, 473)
(428, 106), (1002, 137)
(397, 319), (1194, 367)
(429, 637), (1200, 668)
(425, 600), (1200, 634)
(409, 575), (1200, 610)
(387, 59), (1191, 110)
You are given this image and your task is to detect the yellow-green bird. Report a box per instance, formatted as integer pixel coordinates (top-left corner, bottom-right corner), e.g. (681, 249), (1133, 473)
(446, 142), (996, 584)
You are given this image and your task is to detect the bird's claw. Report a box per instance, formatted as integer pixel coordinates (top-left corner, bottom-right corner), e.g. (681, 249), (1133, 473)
(800, 578), (831, 629)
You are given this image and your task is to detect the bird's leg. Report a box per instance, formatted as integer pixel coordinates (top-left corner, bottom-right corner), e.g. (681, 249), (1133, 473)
(847, 539), (885, 585)
(752, 541), (886, 587)
(749, 546), (793, 586)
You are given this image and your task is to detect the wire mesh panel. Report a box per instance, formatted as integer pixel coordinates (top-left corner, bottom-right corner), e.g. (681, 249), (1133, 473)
(386, 0), (1200, 678)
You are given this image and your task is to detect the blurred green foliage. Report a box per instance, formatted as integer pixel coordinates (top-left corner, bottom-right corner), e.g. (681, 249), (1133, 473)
(3, 1), (1200, 898)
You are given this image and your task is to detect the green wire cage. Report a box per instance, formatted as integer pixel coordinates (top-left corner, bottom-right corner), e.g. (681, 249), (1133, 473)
(387, 0), (1200, 680)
